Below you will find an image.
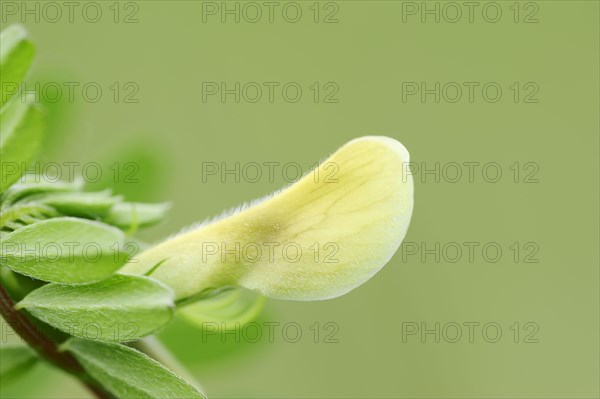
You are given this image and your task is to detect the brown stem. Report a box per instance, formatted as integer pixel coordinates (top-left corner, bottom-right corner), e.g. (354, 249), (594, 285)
(0, 284), (112, 399)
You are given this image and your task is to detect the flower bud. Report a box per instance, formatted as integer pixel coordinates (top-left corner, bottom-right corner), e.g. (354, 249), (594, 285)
(121, 136), (414, 302)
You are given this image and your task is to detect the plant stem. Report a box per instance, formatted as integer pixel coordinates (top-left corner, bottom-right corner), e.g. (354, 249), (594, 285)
(0, 283), (113, 399)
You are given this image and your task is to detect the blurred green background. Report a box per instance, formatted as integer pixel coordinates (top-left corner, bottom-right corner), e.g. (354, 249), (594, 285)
(1, 1), (598, 398)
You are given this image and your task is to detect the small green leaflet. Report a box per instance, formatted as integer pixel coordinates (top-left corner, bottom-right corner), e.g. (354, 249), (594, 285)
(1, 177), (83, 209)
(35, 190), (120, 218)
(16, 274), (175, 342)
(1, 180), (168, 229)
(0, 203), (57, 231)
(66, 339), (206, 398)
(0, 95), (45, 193)
(0, 24), (35, 108)
(0, 345), (38, 385)
(0, 217), (129, 284)
(179, 288), (265, 331)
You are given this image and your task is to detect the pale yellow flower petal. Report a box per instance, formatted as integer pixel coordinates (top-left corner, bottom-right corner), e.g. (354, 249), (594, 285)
(121, 136), (414, 301)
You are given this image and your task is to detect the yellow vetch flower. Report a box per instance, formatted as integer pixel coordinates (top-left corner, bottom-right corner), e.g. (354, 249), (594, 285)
(121, 136), (414, 301)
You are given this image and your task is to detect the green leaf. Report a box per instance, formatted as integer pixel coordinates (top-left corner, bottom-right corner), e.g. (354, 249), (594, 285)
(1, 177), (82, 209)
(0, 203), (57, 231)
(179, 288), (265, 330)
(35, 190), (120, 218)
(66, 339), (206, 398)
(16, 274), (175, 342)
(0, 217), (128, 284)
(0, 24), (35, 108)
(0, 345), (38, 385)
(0, 95), (45, 193)
(103, 202), (170, 229)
